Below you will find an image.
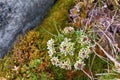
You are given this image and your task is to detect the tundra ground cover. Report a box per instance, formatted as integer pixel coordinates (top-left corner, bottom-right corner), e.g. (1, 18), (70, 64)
(0, 0), (120, 80)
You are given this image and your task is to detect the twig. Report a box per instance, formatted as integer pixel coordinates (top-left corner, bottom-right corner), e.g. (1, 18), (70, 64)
(88, 55), (94, 79)
(93, 50), (109, 63)
(114, 0), (119, 6)
(81, 69), (94, 80)
(114, 44), (120, 52)
(95, 25), (117, 54)
(95, 72), (117, 76)
(94, 41), (120, 67)
(85, 2), (98, 31)
(90, 54), (96, 69)
(101, 29), (116, 54)
(105, 8), (118, 31)
(107, 58), (110, 73)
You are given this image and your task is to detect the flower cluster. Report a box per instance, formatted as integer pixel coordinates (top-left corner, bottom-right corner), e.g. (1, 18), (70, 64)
(60, 38), (75, 56)
(74, 59), (85, 70)
(63, 26), (75, 34)
(59, 60), (71, 70)
(47, 27), (95, 70)
(47, 39), (56, 57)
(78, 47), (91, 59)
(50, 57), (59, 66)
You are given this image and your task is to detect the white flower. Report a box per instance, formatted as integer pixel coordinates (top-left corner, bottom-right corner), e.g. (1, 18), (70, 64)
(81, 35), (89, 42)
(60, 38), (75, 56)
(48, 49), (56, 57)
(47, 39), (56, 57)
(47, 38), (54, 50)
(78, 47), (91, 59)
(59, 60), (71, 70)
(74, 59), (85, 70)
(63, 27), (75, 34)
(77, 34), (89, 44)
(50, 57), (59, 66)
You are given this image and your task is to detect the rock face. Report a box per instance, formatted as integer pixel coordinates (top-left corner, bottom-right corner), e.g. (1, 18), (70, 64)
(0, 0), (56, 58)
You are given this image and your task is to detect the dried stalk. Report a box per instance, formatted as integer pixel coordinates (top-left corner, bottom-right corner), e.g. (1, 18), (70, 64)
(94, 41), (120, 67)
(94, 25), (117, 54)
(114, 0), (119, 6)
(81, 69), (94, 80)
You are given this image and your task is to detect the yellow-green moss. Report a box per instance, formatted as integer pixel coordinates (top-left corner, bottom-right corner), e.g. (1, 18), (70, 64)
(35, 0), (74, 44)
(0, 0), (74, 79)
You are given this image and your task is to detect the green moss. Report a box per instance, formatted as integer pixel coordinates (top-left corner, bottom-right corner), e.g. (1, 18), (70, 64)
(35, 0), (74, 44)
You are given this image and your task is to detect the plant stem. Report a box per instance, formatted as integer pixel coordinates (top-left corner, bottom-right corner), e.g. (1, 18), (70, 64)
(95, 41), (120, 67)
(81, 69), (93, 80)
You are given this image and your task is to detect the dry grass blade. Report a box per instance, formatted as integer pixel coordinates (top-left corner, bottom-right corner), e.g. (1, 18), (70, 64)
(94, 41), (120, 69)
(81, 69), (94, 80)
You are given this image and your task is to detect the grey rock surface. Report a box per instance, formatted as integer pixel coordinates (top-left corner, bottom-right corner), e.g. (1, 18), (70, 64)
(0, 0), (56, 58)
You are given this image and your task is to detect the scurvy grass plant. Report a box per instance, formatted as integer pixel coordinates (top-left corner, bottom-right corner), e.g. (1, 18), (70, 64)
(47, 27), (95, 71)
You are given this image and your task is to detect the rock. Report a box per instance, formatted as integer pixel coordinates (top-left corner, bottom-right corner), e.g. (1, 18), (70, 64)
(0, 0), (56, 58)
